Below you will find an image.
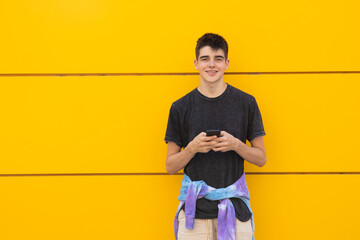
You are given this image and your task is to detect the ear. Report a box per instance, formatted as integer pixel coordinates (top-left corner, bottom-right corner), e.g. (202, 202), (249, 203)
(225, 59), (230, 70)
(194, 59), (198, 70)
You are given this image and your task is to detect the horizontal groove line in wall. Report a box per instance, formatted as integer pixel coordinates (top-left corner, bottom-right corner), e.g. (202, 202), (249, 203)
(0, 172), (359, 177)
(0, 71), (360, 77)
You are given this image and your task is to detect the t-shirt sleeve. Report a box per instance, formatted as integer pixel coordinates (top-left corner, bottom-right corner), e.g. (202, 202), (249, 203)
(247, 97), (266, 142)
(164, 103), (183, 148)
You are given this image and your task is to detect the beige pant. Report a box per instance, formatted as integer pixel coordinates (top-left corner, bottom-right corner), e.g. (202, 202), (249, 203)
(177, 209), (253, 240)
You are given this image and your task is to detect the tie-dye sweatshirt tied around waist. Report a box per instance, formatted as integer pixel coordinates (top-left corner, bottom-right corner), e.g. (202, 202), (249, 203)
(174, 173), (255, 240)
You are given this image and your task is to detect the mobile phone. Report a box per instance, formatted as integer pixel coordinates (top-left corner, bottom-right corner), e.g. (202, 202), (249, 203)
(206, 130), (221, 137)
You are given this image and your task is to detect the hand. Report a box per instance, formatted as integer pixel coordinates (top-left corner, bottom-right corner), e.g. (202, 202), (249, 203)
(187, 132), (218, 154)
(212, 131), (239, 152)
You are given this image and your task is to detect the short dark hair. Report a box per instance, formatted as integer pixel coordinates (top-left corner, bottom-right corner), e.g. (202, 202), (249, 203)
(195, 33), (228, 60)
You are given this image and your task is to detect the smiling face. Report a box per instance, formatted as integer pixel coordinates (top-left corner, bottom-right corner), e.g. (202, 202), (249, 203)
(194, 46), (229, 85)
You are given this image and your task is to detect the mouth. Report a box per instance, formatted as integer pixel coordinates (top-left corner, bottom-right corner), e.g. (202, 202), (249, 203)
(206, 70), (218, 75)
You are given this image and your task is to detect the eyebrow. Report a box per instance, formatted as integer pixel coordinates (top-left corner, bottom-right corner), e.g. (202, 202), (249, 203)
(199, 55), (225, 59)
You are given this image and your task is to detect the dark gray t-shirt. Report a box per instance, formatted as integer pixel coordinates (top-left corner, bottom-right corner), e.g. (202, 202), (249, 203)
(164, 82), (266, 221)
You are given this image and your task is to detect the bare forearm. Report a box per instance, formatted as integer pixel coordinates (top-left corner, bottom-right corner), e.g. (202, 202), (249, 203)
(166, 146), (196, 174)
(233, 139), (266, 167)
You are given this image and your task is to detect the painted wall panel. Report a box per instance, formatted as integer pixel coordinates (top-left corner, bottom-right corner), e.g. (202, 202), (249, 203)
(1, 1), (358, 240)
(0, 175), (358, 239)
(0, 74), (359, 174)
(1, 0), (359, 73)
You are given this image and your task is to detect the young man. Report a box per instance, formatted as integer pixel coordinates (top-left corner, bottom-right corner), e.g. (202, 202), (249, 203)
(164, 33), (266, 240)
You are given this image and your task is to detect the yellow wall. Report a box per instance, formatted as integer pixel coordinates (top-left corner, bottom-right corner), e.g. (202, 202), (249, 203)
(1, 1), (359, 239)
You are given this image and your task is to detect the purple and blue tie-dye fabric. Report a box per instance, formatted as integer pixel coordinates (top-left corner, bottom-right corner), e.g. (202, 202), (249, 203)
(174, 173), (255, 240)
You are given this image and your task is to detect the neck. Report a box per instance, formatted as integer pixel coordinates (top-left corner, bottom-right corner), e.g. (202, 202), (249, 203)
(197, 81), (227, 98)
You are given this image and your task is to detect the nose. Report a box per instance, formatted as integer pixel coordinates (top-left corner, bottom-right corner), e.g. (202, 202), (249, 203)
(208, 59), (215, 67)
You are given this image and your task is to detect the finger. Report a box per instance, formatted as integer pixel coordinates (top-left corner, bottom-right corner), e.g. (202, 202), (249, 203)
(208, 135), (217, 140)
(213, 141), (226, 147)
(216, 136), (224, 141)
(202, 147), (212, 152)
(209, 141), (217, 147)
(205, 135), (217, 141)
(213, 146), (226, 152)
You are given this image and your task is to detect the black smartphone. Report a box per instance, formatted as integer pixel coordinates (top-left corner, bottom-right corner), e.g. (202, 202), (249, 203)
(206, 129), (221, 137)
